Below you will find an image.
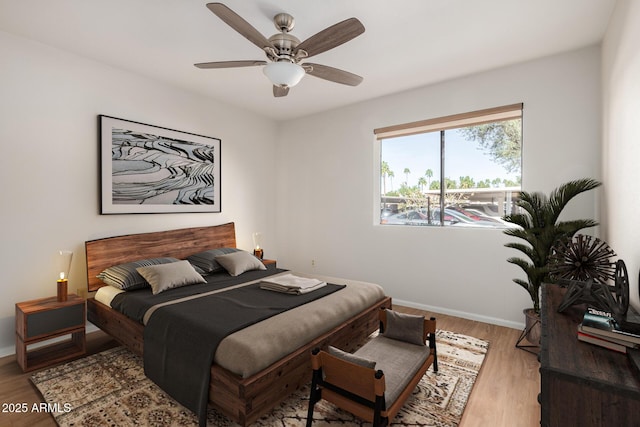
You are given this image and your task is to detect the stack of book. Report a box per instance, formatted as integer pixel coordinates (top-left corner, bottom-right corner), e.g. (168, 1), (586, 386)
(577, 307), (640, 354)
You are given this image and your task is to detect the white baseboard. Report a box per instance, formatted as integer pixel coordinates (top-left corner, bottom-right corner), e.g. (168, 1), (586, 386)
(0, 345), (14, 359)
(393, 298), (526, 331)
(0, 324), (99, 359)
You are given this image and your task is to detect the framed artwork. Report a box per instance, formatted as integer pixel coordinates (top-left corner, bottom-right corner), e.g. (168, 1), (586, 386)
(99, 115), (221, 214)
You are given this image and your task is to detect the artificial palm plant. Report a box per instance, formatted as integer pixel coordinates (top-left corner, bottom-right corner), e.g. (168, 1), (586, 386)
(503, 178), (601, 314)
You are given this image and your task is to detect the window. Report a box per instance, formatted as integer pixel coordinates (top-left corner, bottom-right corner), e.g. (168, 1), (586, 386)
(376, 104), (522, 228)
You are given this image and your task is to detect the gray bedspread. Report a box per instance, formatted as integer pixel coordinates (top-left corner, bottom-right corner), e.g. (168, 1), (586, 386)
(143, 278), (345, 426)
(104, 270), (386, 378)
(215, 274), (386, 377)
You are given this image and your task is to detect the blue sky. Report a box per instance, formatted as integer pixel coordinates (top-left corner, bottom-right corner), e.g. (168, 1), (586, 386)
(381, 129), (520, 188)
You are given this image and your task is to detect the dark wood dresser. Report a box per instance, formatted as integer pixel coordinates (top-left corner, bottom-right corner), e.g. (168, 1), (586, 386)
(540, 284), (640, 426)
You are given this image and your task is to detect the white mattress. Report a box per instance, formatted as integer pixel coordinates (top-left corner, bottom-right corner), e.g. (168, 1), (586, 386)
(93, 272), (385, 378)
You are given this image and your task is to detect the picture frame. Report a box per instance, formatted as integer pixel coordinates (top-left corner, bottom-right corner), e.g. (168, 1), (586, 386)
(99, 115), (221, 214)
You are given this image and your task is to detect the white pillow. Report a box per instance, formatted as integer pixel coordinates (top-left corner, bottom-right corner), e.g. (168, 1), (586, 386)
(136, 260), (206, 295)
(215, 251), (266, 276)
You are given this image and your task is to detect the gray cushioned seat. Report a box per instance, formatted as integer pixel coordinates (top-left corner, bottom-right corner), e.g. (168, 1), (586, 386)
(354, 335), (430, 405)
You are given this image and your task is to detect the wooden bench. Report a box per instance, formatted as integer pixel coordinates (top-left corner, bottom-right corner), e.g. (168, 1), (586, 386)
(307, 309), (438, 427)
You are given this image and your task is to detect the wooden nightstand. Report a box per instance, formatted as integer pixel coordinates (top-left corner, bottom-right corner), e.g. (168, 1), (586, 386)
(15, 294), (86, 372)
(262, 259), (276, 267)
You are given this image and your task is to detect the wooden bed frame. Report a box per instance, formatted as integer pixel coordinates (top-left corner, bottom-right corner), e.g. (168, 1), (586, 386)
(85, 222), (391, 426)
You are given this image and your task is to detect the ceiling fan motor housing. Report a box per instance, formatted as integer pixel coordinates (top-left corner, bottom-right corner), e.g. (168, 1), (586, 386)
(267, 32), (301, 62)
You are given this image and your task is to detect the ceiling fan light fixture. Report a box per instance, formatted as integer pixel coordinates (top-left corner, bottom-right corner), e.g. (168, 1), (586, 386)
(263, 61), (305, 88)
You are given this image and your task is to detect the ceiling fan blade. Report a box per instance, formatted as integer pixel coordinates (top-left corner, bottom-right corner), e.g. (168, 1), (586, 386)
(206, 3), (275, 51)
(294, 18), (365, 59)
(195, 60), (267, 69)
(305, 63), (363, 86)
(273, 85), (290, 97)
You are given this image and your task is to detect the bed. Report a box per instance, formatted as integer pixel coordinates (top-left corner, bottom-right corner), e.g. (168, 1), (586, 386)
(85, 222), (391, 426)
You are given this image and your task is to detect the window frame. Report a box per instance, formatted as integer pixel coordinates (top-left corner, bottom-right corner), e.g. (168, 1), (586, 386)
(375, 103), (523, 228)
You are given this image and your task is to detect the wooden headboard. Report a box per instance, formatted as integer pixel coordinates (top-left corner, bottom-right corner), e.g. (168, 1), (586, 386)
(85, 222), (236, 292)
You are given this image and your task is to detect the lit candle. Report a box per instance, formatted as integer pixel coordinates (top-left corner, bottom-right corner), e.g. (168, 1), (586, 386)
(252, 232), (264, 260)
(56, 250), (72, 302)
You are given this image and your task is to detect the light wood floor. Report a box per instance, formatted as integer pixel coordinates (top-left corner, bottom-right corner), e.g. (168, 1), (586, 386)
(399, 306), (541, 427)
(0, 306), (540, 427)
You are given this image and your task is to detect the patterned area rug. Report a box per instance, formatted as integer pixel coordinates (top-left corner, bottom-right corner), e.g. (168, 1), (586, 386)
(31, 330), (488, 427)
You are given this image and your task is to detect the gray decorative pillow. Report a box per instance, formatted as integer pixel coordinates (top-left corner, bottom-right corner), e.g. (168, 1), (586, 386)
(383, 309), (425, 346)
(137, 260), (207, 295)
(190, 264), (207, 276)
(328, 346), (376, 369)
(96, 257), (179, 290)
(187, 247), (240, 273)
(215, 251), (266, 276)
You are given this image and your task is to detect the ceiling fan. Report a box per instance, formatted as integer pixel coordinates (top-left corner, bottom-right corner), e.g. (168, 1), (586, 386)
(195, 3), (365, 97)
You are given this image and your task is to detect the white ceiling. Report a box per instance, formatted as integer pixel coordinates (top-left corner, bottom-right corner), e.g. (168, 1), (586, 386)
(0, 0), (617, 121)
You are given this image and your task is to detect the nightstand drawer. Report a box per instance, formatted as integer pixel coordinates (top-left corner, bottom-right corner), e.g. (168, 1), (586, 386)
(26, 303), (84, 339)
(16, 294), (86, 371)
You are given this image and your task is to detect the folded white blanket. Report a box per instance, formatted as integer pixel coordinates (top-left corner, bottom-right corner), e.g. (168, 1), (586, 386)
(260, 273), (325, 289)
(260, 281), (327, 295)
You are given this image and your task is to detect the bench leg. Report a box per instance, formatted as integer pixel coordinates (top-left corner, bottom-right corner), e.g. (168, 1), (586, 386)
(373, 395), (388, 427)
(306, 399), (315, 427)
(430, 332), (439, 373)
(306, 369), (322, 427)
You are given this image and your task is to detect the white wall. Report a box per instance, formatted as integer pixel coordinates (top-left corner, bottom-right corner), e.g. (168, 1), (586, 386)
(0, 27), (607, 357)
(0, 31), (278, 356)
(275, 46), (603, 328)
(602, 0), (640, 310)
